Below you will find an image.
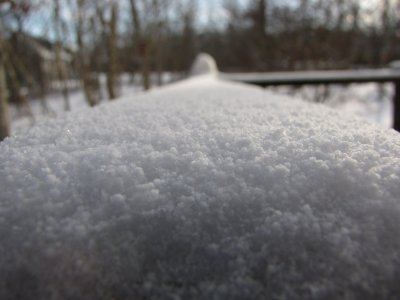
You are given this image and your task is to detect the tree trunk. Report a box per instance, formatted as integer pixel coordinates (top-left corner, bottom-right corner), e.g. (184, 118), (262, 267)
(394, 81), (400, 132)
(76, 0), (97, 107)
(156, 44), (164, 86)
(142, 43), (151, 90)
(54, 0), (71, 111)
(5, 54), (34, 119)
(129, 0), (150, 91)
(380, 0), (391, 65)
(0, 61), (10, 141)
(56, 48), (71, 111)
(107, 0), (118, 100)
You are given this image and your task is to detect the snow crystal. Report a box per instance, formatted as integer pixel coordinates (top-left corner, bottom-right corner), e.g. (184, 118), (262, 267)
(0, 75), (400, 299)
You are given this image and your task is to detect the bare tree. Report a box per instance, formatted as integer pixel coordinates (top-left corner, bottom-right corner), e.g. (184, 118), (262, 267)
(107, 0), (118, 99)
(97, 0), (119, 100)
(73, 0), (98, 106)
(129, 0), (150, 90)
(0, 30), (34, 121)
(246, 0), (269, 70)
(0, 1), (40, 118)
(53, 0), (71, 111)
(380, 0), (392, 65)
(129, 0), (171, 90)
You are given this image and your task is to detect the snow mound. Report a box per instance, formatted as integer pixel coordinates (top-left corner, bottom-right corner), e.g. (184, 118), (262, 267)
(0, 76), (400, 300)
(190, 53), (218, 77)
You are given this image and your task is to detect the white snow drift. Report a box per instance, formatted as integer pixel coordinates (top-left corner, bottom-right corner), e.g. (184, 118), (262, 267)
(0, 75), (400, 300)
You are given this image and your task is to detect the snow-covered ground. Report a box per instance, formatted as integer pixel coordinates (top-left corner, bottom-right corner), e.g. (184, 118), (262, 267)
(271, 83), (393, 128)
(9, 75), (394, 135)
(1, 74), (399, 299)
(9, 73), (178, 135)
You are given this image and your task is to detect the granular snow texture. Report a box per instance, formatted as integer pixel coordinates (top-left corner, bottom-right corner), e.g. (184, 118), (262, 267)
(0, 76), (400, 300)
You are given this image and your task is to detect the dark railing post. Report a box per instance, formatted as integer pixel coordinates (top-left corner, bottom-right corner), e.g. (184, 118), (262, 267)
(394, 80), (400, 132)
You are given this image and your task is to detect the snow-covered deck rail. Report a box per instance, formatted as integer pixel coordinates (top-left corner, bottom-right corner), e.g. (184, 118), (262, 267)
(1, 54), (400, 299)
(222, 68), (400, 131)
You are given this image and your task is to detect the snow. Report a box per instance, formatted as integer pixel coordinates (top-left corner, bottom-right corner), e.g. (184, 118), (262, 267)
(1, 75), (400, 299)
(9, 73), (172, 135)
(9, 74), (394, 135)
(190, 53), (218, 76)
(271, 83), (394, 128)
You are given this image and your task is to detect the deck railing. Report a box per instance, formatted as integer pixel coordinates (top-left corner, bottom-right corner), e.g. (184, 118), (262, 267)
(221, 68), (400, 132)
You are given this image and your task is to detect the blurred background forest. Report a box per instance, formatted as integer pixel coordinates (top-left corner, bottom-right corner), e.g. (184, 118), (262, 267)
(0, 0), (400, 140)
